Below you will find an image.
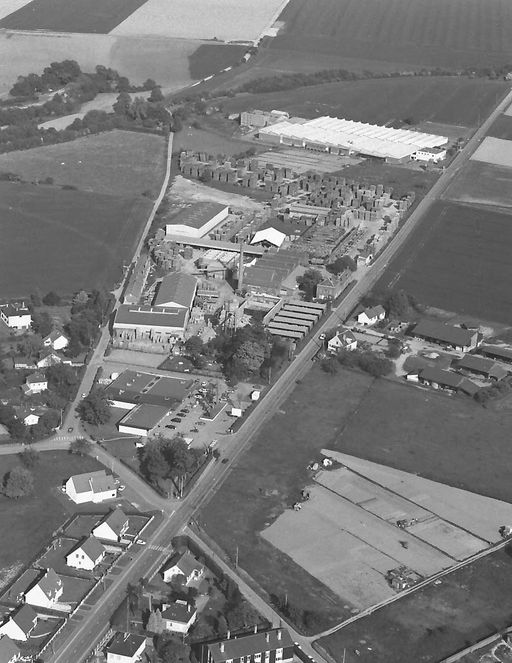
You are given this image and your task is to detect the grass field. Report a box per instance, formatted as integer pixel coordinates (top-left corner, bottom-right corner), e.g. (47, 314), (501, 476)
(0, 0), (148, 33)
(0, 452), (104, 576)
(224, 77), (508, 128)
(0, 182), (152, 297)
(0, 131), (166, 197)
(317, 546), (512, 663)
(376, 201), (512, 324)
(444, 161), (512, 208)
(488, 114), (512, 140)
(271, 0), (512, 69)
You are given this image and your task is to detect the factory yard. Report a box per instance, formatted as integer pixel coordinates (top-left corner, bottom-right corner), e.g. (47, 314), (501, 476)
(256, 149), (361, 174)
(168, 175), (265, 211)
(263, 455), (512, 610)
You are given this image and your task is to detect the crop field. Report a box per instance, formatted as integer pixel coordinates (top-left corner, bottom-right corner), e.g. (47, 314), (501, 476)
(0, 0), (32, 20)
(317, 546), (512, 663)
(0, 0), (148, 33)
(0, 130), (166, 197)
(444, 161), (512, 209)
(0, 182), (152, 297)
(224, 77), (508, 129)
(271, 0), (512, 69)
(188, 44), (248, 80)
(488, 114), (512, 140)
(376, 201), (512, 324)
(470, 136), (512, 168)
(111, 0), (288, 41)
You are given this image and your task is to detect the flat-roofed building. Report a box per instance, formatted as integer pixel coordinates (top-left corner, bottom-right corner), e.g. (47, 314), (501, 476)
(113, 305), (189, 349)
(412, 320), (479, 352)
(105, 371), (192, 410)
(165, 203), (229, 238)
(118, 404), (171, 437)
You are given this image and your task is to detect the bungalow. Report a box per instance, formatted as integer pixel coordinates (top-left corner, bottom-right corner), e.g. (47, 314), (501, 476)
(92, 509), (129, 542)
(161, 600), (197, 634)
(14, 406), (47, 427)
(22, 372), (48, 395)
(66, 536), (105, 571)
(202, 628), (294, 663)
(357, 305), (386, 326)
(13, 356), (36, 370)
(0, 605), (38, 641)
(418, 367), (479, 396)
(65, 470), (117, 504)
(455, 354), (508, 381)
(162, 550), (204, 585)
(105, 632), (146, 663)
(0, 303), (31, 330)
(25, 569), (63, 609)
(0, 635), (21, 663)
(327, 328), (357, 354)
(42, 331), (69, 351)
(411, 320), (479, 352)
(36, 349), (62, 368)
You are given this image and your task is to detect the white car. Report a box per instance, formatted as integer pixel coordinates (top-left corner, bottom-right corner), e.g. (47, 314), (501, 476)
(118, 485), (126, 492)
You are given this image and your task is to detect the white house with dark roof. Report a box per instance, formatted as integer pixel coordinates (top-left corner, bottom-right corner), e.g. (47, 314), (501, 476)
(161, 600), (196, 634)
(0, 635), (21, 663)
(327, 328), (357, 354)
(43, 330), (69, 351)
(202, 628), (294, 663)
(92, 509), (129, 542)
(24, 569), (63, 609)
(357, 305), (386, 326)
(65, 470), (117, 504)
(66, 536), (106, 571)
(162, 550), (204, 585)
(105, 632), (146, 663)
(0, 303), (31, 330)
(22, 372), (48, 395)
(0, 605), (37, 641)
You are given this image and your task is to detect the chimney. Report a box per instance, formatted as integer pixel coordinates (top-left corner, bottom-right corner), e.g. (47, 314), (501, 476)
(254, 625), (258, 634)
(277, 630), (282, 641)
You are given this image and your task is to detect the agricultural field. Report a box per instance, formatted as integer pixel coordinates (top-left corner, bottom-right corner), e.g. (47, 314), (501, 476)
(271, 0), (512, 69)
(443, 160), (512, 208)
(188, 44), (248, 80)
(470, 136), (512, 168)
(376, 201), (512, 324)
(0, 130), (166, 197)
(0, 0), (148, 33)
(0, 182), (152, 298)
(488, 114), (512, 140)
(223, 77), (508, 129)
(111, 0), (288, 42)
(0, 0), (31, 20)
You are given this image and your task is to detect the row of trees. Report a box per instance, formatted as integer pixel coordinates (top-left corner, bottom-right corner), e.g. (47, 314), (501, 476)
(140, 435), (203, 495)
(322, 348), (394, 378)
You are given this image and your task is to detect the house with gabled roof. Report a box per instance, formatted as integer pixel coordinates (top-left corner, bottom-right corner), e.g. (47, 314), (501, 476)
(0, 604), (37, 641)
(412, 319), (479, 352)
(42, 330), (69, 351)
(162, 550), (204, 585)
(66, 536), (105, 571)
(327, 328), (357, 354)
(153, 272), (197, 310)
(92, 509), (129, 542)
(357, 305), (386, 326)
(105, 632), (146, 663)
(161, 600), (196, 634)
(22, 372), (48, 395)
(202, 628), (294, 663)
(36, 348), (62, 369)
(0, 635), (21, 663)
(65, 470), (117, 504)
(25, 569), (63, 609)
(0, 303), (31, 331)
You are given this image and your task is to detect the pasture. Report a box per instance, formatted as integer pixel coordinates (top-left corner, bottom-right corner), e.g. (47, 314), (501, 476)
(0, 130), (166, 197)
(111, 0), (289, 42)
(271, 0), (512, 69)
(376, 201), (512, 324)
(0, 182), (152, 297)
(0, 0), (148, 33)
(224, 77), (508, 128)
(444, 161), (512, 209)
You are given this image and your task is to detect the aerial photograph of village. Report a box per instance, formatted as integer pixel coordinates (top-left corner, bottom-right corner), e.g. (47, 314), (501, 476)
(2, 1), (512, 662)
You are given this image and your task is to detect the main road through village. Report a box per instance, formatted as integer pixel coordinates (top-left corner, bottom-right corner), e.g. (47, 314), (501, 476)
(2, 86), (511, 663)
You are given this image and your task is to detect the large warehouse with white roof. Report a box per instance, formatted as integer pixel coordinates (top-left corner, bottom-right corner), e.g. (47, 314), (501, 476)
(259, 116), (448, 163)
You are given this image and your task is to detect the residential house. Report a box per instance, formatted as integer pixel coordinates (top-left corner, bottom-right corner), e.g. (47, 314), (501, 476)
(43, 331), (69, 351)
(92, 509), (129, 542)
(316, 273), (349, 301)
(0, 635), (21, 663)
(66, 536), (106, 571)
(357, 305), (386, 326)
(418, 367), (479, 396)
(0, 605), (38, 641)
(105, 632), (146, 663)
(0, 303), (31, 330)
(65, 470), (117, 504)
(327, 328), (357, 354)
(356, 247), (373, 267)
(412, 320), (479, 352)
(455, 354), (508, 381)
(36, 349), (62, 368)
(14, 406), (47, 427)
(24, 569), (63, 609)
(161, 600), (197, 634)
(162, 550), (204, 585)
(202, 628), (294, 663)
(12, 356), (36, 370)
(22, 372), (48, 395)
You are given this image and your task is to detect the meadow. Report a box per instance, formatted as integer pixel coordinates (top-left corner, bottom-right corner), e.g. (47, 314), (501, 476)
(0, 130), (166, 197)
(271, 0), (512, 69)
(0, 182), (152, 297)
(376, 201), (512, 325)
(223, 77), (508, 128)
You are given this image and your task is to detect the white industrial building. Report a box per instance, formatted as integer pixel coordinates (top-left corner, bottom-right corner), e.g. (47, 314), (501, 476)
(165, 202), (229, 238)
(259, 116), (448, 164)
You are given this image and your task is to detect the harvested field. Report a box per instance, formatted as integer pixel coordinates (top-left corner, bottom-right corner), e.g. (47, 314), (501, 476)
(377, 201), (512, 324)
(111, 0), (289, 41)
(317, 546), (512, 663)
(0, 32), (197, 96)
(470, 135), (512, 168)
(0, 0), (148, 33)
(271, 0), (512, 69)
(0, 182), (152, 297)
(0, 0), (32, 20)
(224, 77), (508, 128)
(444, 160), (512, 208)
(0, 130), (166, 196)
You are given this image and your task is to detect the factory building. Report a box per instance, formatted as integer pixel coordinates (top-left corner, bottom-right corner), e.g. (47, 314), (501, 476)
(165, 202), (229, 238)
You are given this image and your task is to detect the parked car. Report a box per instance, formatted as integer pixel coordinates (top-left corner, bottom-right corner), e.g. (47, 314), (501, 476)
(118, 485), (125, 492)
(190, 427), (199, 433)
(171, 417), (182, 423)
(166, 424), (176, 430)
(197, 421), (206, 426)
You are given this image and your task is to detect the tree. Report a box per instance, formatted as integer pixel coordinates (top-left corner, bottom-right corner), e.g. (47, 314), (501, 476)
(184, 335), (204, 358)
(77, 391), (110, 425)
(385, 290), (411, 318)
(19, 446), (40, 468)
(321, 358), (338, 375)
(46, 364), (79, 400)
(232, 340), (265, 374)
(69, 438), (91, 456)
(296, 269), (322, 301)
(143, 78), (157, 90)
(17, 334), (42, 359)
(42, 291), (61, 306)
(327, 255), (357, 274)
(3, 466), (34, 498)
(149, 86), (164, 103)
(147, 608), (164, 634)
(31, 311), (53, 337)
(157, 636), (190, 663)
